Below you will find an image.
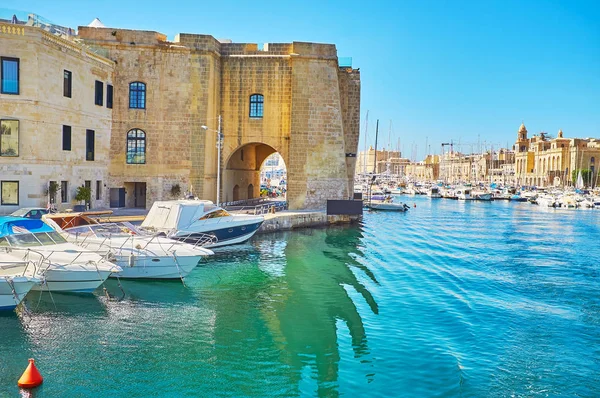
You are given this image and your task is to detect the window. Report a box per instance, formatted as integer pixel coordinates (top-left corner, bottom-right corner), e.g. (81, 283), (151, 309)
(1, 57), (19, 94)
(249, 94), (264, 118)
(129, 82), (146, 109)
(62, 125), (71, 151)
(126, 129), (146, 164)
(86, 129), (95, 161)
(84, 180), (91, 206)
(64, 70), (72, 98)
(61, 181), (68, 203)
(96, 180), (102, 200)
(0, 119), (19, 156)
(95, 80), (103, 106)
(107, 84), (113, 109)
(1, 181), (18, 205)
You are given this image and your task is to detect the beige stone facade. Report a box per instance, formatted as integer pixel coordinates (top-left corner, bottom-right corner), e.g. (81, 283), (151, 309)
(0, 22), (113, 213)
(405, 155), (440, 182)
(514, 123), (600, 187)
(78, 28), (360, 210)
(356, 147), (402, 175)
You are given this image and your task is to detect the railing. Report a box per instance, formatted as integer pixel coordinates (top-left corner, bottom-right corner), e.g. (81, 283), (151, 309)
(224, 200), (288, 215)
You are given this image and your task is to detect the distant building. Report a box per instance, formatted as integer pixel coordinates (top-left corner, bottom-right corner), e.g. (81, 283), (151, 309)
(356, 147), (402, 175)
(405, 155), (440, 182)
(514, 123), (600, 188)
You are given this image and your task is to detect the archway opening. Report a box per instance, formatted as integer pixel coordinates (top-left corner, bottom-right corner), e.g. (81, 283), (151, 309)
(223, 142), (287, 204)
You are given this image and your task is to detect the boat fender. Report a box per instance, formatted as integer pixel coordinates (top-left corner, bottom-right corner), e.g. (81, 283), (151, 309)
(413, 203), (416, 208)
(128, 254), (136, 267)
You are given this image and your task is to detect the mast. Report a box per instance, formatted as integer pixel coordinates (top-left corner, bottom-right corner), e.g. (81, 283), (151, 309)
(368, 119), (379, 203)
(362, 111), (369, 175)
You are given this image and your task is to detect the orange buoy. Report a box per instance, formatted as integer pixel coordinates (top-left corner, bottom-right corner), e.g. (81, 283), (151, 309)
(413, 203), (417, 208)
(17, 358), (43, 389)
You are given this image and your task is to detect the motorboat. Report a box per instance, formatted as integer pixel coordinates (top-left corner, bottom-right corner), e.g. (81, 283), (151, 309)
(0, 275), (39, 311)
(44, 213), (214, 280)
(474, 192), (492, 201)
(142, 200), (264, 248)
(366, 196), (410, 211)
(427, 187), (442, 198)
(456, 187), (475, 200)
(0, 217), (121, 293)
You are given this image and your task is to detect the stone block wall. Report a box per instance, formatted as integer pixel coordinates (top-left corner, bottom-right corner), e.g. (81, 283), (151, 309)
(0, 24), (113, 212)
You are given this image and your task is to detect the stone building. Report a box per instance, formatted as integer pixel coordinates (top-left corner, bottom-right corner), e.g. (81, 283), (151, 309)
(356, 147), (401, 175)
(0, 21), (113, 212)
(405, 155), (439, 182)
(78, 27), (360, 210)
(514, 123), (600, 187)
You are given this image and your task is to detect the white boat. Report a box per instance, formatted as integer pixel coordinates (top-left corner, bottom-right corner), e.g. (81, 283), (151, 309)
(142, 200), (264, 248)
(427, 187), (442, 198)
(0, 217), (121, 293)
(366, 196), (410, 211)
(0, 275), (39, 311)
(474, 192), (492, 201)
(456, 187), (475, 200)
(43, 213), (214, 280)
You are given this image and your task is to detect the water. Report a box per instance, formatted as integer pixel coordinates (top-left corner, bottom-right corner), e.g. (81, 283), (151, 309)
(1, 197), (600, 397)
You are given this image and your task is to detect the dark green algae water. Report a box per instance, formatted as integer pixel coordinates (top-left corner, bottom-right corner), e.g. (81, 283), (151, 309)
(1, 196), (600, 397)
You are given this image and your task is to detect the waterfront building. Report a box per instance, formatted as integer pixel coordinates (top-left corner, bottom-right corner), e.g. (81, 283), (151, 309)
(405, 155), (439, 182)
(356, 147), (402, 175)
(0, 15), (360, 212)
(514, 123), (600, 188)
(0, 18), (113, 211)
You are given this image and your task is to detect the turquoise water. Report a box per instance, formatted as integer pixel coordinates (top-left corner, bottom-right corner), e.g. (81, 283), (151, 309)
(1, 197), (600, 397)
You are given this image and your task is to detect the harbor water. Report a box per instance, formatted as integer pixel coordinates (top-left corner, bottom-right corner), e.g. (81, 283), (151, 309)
(1, 196), (599, 396)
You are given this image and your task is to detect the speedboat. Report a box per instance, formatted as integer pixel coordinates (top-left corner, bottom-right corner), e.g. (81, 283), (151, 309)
(43, 213), (214, 280)
(0, 217), (121, 293)
(142, 200), (264, 248)
(474, 192), (492, 201)
(427, 187), (442, 198)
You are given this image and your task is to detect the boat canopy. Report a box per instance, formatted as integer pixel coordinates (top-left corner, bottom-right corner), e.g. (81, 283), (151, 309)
(142, 200), (216, 231)
(0, 217), (55, 237)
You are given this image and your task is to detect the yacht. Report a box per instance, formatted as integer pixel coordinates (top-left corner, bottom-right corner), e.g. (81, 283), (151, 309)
(44, 213), (214, 280)
(0, 217), (121, 293)
(142, 200), (264, 248)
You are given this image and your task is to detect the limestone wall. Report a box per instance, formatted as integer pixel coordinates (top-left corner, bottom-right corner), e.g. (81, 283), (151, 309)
(0, 24), (113, 212)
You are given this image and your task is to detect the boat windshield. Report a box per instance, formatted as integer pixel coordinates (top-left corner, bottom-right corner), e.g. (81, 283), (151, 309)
(199, 209), (231, 220)
(66, 222), (145, 238)
(0, 231), (67, 247)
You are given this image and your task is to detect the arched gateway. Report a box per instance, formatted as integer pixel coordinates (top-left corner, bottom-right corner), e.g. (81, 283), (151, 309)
(223, 143), (286, 203)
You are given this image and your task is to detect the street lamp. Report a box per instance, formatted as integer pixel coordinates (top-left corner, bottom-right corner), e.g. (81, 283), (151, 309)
(201, 114), (222, 206)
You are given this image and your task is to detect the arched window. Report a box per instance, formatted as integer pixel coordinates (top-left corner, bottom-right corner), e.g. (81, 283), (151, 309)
(126, 129), (146, 164)
(591, 157), (595, 164)
(129, 82), (146, 109)
(249, 94), (264, 118)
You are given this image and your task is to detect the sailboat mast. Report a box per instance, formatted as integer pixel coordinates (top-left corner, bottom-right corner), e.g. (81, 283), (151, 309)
(363, 111), (369, 175)
(373, 119), (379, 174)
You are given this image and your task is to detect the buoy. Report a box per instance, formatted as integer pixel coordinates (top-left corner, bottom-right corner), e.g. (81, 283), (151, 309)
(413, 203), (417, 208)
(17, 358), (43, 389)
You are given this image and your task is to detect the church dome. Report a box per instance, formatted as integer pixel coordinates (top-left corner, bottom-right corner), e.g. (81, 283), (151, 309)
(519, 123), (527, 133)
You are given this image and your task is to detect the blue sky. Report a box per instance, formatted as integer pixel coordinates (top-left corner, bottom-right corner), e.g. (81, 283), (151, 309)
(5, 0), (599, 160)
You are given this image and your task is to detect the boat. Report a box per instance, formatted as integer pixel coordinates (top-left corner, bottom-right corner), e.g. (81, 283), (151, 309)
(43, 213), (214, 280)
(366, 196), (410, 211)
(456, 187), (475, 200)
(0, 217), (122, 293)
(141, 200), (264, 248)
(0, 275), (39, 311)
(474, 192), (492, 201)
(427, 186), (442, 198)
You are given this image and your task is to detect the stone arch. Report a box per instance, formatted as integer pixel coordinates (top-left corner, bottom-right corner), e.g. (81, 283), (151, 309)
(223, 142), (288, 204)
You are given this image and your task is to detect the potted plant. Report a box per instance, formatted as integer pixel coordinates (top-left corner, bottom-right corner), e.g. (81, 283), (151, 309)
(75, 185), (92, 210)
(45, 181), (60, 204)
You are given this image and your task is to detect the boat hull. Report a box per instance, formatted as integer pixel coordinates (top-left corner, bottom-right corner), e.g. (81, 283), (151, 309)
(32, 269), (113, 293)
(0, 277), (38, 310)
(366, 203), (409, 211)
(174, 220), (264, 248)
(109, 255), (200, 279)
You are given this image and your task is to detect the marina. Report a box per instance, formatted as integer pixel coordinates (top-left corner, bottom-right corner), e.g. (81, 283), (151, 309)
(1, 196), (599, 396)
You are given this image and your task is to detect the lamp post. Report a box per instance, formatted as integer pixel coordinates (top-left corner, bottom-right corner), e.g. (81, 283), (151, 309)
(201, 115), (222, 206)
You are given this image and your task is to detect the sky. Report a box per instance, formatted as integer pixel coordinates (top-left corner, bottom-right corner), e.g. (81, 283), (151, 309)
(4, 0), (599, 160)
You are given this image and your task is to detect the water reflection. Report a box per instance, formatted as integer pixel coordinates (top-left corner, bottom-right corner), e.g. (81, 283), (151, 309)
(266, 226), (377, 396)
